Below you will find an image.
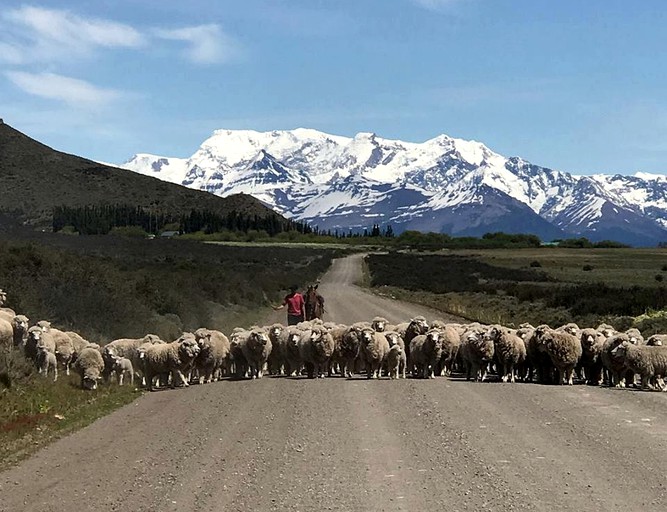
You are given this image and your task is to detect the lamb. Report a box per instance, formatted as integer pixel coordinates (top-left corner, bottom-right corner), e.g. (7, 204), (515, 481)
(384, 330), (406, 378)
(359, 328), (390, 379)
(36, 345), (58, 382)
(386, 343), (404, 379)
(409, 329), (444, 379)
(534, 325), (582, 385)
(265, 324), (285, 375)
(75, 346), (105, 390)
(11, 315), (29, 348)
(193, 328), (231, 383)
(601, 333), (636, 387)
(611, 341), (667, 390)
(578, 328), (607, 385)
(299, 324), (335, 378)
(239, 327), (272, 379)
(140, 333), (200, 390)
(485, 325), (526, 383)
(111, 356), (134, 386)
(459, 325), (494, 382)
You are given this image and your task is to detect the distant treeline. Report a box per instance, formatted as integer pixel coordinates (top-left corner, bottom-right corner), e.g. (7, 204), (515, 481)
(52, 204), (313, 236)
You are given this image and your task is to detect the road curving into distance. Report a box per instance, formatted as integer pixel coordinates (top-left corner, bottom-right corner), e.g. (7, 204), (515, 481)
(1, 253), (666, 511)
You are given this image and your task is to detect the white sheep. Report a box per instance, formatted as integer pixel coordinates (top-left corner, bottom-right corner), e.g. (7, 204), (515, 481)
(460, 325), (494, 382)
(384, 330), (406, 378)
(533, 325), (582, 385)
(111, 356), (134, 386)
(36, 345), (58, 382)
(359, 327), (390, 379)
(140, 333), (200, 390)
(240, 327), (272, 379)
(485, 325), (526, 383)
(11, 315), (30, 348)
(193, 328), (231, 383)
(75, 346), (105, 390)
(409, 329), (444, 379)
(611, 341), (667, 390)
(298, 324), (335, 378)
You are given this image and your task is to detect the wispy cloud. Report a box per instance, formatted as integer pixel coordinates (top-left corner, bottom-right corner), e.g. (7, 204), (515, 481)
(154, 24), (237, 65)
(0, 5), (145, 64)
(6, 71), (123, 107)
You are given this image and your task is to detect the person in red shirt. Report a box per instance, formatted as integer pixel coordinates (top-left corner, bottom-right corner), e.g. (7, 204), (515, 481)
(273, 285), (306, 325)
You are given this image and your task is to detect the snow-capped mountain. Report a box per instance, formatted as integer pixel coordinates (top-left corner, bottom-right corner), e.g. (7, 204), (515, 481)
(120, 129), (667, 246)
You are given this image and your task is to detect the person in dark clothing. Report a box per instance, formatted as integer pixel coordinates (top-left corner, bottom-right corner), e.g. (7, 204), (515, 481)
(273, 285), (306, 325)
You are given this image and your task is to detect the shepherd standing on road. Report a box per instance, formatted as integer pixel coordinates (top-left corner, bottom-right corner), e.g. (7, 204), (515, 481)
(273, 285), (306, 325)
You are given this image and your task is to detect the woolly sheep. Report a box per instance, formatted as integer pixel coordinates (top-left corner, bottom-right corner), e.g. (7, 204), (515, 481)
(140, 333), (200, 390)
(333, 323), (364, 378)
(410, 329), (444, 379)
(281, 325), (304, 376)
(386, 344), (403, 379)
(75, 347), (105, 390)
(240, 327), (272, 379)
(384, 330), (406, 378)
(12, 315), (29, 348)
(525, 325), (555, 384)
(229, 328), (250, 378)
(36, 345), (58, 382)
(327, 324), (348, 377)
(534, 325), (582, 385)
(25, 326), (55, 363)
(299, 324), (335, 378)
(578, 328), (607, 385)
(556, 322), (580, 338)
(485, 325), (526, 383)
(265, 323), (285, 375)
(597, 323), (617, 338)
(103, 334), (163, 383)
(65, 331), (90, 355)
(601, 333), (637, 388)
(193, 328), (231, 383)
(625, 328), (644, 345)
(459, 325), (494, 382)
(611, 341), (667, 390)
(436, 325), (461, 377)
(403, 316), (429, 368)
(359, 327), (390, 379)
(111, 356), (134, 386)
(0, 317), (11, 348)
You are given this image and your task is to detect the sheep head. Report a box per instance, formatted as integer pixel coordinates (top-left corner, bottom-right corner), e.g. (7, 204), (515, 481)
(409, 316), (429, 334)
(385, 331), (402, 347)
(177, 333), (200, 362)
(360, 328), (376, 346)
(250, 329), (270, 348)
(36, 320), (51, 332)
(371, 317), (388, 332)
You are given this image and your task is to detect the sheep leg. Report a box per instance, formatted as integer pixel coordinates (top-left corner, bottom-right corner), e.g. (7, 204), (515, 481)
(53, 365), (58, 382)
(119, 372), (124, 386)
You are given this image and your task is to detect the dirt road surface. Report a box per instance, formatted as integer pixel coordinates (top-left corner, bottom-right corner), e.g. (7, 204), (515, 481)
(2, 254), (667, 511)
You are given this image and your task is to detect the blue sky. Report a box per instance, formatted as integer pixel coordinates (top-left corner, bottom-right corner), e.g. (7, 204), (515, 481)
(1, 0), (666, 175)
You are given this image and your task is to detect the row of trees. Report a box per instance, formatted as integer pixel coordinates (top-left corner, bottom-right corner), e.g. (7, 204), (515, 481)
(52, 204), (313, 236)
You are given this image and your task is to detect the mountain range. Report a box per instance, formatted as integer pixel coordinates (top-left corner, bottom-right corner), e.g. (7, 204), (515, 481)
(119, 128), (667, 246)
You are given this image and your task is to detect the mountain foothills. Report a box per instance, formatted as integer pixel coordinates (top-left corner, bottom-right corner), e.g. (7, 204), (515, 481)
(0, 121), (283, 227)
(121, 128), (667, 246)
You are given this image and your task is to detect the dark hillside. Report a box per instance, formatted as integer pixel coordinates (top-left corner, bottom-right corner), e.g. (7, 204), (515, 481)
(0, 121), (280, 226)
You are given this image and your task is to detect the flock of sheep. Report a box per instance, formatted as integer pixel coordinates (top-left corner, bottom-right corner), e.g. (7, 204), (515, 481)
(2, 287), (667, 391)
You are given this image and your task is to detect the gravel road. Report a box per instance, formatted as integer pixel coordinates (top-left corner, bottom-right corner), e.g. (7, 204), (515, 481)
(1, 253), (666, 511)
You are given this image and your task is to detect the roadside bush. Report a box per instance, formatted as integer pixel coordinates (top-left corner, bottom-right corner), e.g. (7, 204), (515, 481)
(583, 264), (593, 271)
(529, 260), (542, 267)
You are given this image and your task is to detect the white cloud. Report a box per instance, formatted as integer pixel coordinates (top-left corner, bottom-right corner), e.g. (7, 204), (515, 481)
(0, 6), (145, 63)
(6, 71), (123, 107)
(154, 24), (236, 65)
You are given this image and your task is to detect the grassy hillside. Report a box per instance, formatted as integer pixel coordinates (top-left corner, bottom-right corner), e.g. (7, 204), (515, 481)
(0, 121), (280, 227)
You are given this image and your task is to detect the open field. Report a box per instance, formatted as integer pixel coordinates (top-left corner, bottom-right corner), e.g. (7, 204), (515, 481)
(366, 248), (667, 330)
